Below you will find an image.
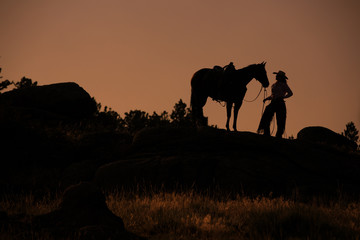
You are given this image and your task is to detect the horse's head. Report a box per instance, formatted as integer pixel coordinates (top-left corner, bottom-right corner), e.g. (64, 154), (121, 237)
(253, 62), (269, 88)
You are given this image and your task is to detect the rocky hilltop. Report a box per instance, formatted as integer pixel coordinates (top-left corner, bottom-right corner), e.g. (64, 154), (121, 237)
(96, 126), (360, 198)
(0, 82), (359, 199)
(1, 82), (360, 239)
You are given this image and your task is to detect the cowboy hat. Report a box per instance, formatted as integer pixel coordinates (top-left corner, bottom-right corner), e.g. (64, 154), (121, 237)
(273, 70), (288, 79)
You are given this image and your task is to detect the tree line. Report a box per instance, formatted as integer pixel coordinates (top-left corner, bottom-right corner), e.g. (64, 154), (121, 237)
(1, 67), (358, 148)
(0, 68), (37, 91)
(0, 67), (194, 135)
(93, 98), (194, 135)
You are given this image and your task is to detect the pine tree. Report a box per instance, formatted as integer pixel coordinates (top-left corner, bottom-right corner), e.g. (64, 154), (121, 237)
(342, 121), (359, 145)
(170, 99), (192, 127)
(14, 77), (37, 89)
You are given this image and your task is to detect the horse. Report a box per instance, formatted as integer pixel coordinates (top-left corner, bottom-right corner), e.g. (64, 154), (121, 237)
(190, 62), (269, 131)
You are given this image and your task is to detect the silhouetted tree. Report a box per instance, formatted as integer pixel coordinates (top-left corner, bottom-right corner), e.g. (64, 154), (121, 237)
(96, 106), (125, 131)
(148, 111), (170, 127)
(0, 79), (11, 92)
(342, 121), (359, 147)
(123, 110), (149, 134)
(170, 99), (193, 127)
(0, 68), (38, 93)
(76, 98), (125, 132)
(86, 99), (195, 135)
(0, 67), (12, 93)
(14, 76), (37, 89)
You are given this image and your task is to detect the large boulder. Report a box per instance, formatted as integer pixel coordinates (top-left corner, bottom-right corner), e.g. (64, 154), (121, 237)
(0, 82), (97, 124)
(34, 182), (144, 239)
(297, 126), (357, 151)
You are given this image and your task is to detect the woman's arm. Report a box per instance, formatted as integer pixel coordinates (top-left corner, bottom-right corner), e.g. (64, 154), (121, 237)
(263, 96), (272, 102)
(284, 87), (293, 99)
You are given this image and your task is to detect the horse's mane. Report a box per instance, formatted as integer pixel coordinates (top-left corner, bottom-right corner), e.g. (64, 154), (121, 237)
(236, 63), (259, 72)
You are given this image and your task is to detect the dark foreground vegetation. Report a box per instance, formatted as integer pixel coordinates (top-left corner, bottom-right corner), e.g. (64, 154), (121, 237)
(2, 187), (360, 240)
(0, 80), (359, 239)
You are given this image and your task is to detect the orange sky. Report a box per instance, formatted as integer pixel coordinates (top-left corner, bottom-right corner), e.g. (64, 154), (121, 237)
(1, 0), (359, 137)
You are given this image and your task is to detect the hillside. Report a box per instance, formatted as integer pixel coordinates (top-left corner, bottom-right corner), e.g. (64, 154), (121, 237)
(0, 83), (359, 199)
(1, 123), (359, 199)
(96, 127), (360, 198)
(1, 83), (360, 239)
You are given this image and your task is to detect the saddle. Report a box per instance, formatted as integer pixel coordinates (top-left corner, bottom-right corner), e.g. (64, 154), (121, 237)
(213, 65), (223, 73)
(211, 65), (235, 101)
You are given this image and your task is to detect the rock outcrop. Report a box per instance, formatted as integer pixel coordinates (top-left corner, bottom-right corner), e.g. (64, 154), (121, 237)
(95, 127), (360, 197)
(0, 82), (97, 125)
(34, 182), (144, 240)
(297, 126), (357, 151)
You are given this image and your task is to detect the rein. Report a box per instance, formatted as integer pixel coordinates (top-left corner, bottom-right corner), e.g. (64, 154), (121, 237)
(244, 85), (263, 102)
(214, 85), (268, 108)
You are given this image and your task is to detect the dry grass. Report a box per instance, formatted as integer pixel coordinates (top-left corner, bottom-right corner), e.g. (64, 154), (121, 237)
(0, 192), (62, 240)
(1, 190), (360, 239)
(106, 190), (360, 240)
(1, 192), (61, 217)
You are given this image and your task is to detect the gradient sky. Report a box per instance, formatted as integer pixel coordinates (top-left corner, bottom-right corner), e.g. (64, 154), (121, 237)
(1, 0), (359, 137)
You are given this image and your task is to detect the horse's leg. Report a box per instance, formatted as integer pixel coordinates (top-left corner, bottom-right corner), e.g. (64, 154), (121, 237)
(199, 95), (208, 125)
(226, 102), (232, 131)
(192, 94), (208, 127)
(232, 101), (243, 132)
(190, 89), (200, 123)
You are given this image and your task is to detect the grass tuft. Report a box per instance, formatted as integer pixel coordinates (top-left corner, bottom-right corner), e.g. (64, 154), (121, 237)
(106, 190), (360, 239)
(1, 189), (360, 239)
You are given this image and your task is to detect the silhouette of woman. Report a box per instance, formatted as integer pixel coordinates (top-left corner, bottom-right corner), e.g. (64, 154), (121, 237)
(258, 70), (293, 138)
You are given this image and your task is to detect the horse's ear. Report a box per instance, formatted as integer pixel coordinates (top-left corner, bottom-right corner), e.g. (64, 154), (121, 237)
(261, 61), (266, 66)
